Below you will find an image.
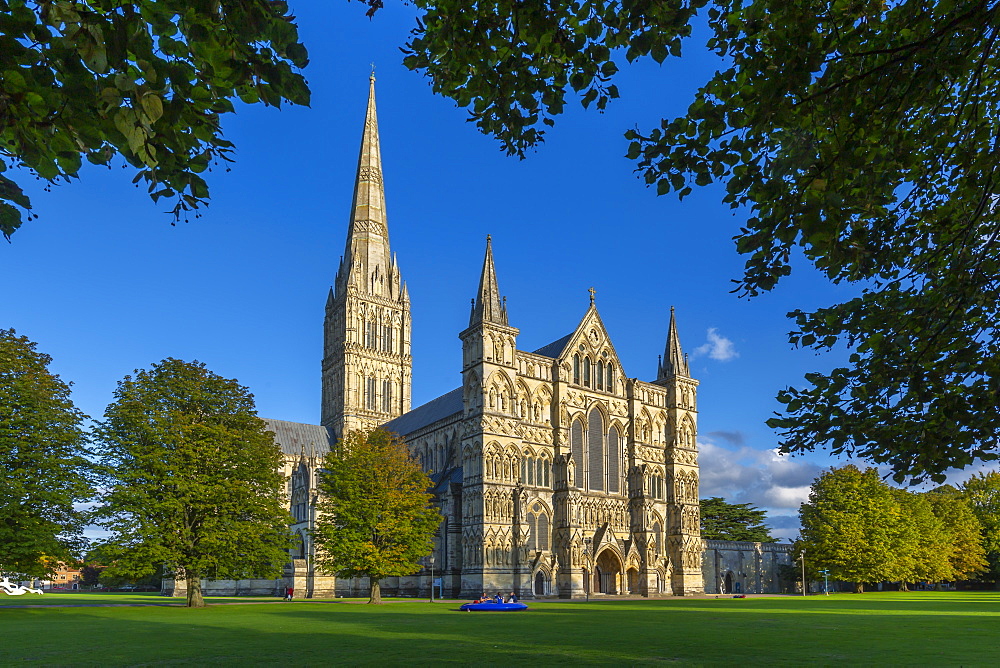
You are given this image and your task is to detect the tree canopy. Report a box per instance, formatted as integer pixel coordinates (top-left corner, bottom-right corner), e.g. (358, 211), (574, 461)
(799, 465), (987, 591)
(0, 0), (310, 238)
(925, 484), (988, 582)
(312, 429), (440, 604)
(798, 465), (907, 592)
(368, 0), (1000, 483)
(961, 471), (1000, 581)
(0, 328), (92, 577)
(699, 497), (775, 542)
(892, 489), (953, 588)
(92, 358), (293, 607)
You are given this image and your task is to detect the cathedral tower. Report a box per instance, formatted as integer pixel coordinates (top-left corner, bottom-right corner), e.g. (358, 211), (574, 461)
(460, 236), (520, 415)
(459, 237), (523, 593)
(321, 75), (412, 439)
(655, 307), (703, 594)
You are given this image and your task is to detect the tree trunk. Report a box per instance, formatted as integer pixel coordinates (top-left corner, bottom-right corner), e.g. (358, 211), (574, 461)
(368, 580), (381, 604)
(900, 581), (909, 592)
(854, 582), (865, 594)
(186, 572), (205, 608)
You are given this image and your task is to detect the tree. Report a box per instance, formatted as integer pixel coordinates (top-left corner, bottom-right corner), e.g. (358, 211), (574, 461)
(961, 471), (1000, 581)
(0, 0), (310, 238)
(0, 328), (92, 577)
(92, 358), (293, 608)
(892, 490), (952, 589)
(924, 485), (988, 582)
(365, 0), (1000, 483)
(312, 429), (440, 604)
(79, 562), (104, 588)
(798, 465), (907, 593)
(699, 497), (776, 542)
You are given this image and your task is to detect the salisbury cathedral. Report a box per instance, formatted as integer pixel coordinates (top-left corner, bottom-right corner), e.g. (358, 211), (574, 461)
(167, 76), (792, 601)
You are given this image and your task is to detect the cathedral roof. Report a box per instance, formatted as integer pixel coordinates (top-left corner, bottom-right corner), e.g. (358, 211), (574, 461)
(430, 466), (463, 494)
(531, 333), (572, 359)
(264, 418), (334, 457)
(381, 387), (463, 437)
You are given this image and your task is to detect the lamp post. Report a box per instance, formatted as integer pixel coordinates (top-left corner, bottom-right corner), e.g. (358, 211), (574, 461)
(819, 569), (829, 595)
(583, 537), (592, 603)
(428, 553), (436, 603)
(799, 549), (807, 597)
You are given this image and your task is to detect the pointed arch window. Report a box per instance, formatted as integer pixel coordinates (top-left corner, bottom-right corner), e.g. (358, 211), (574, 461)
(607, 425), (620, 494)
(537, 512), (550, 550)
(571, 419), (584, 487)
(573, 354), (581, 384)
(366, 376), (377, 410)
(650, 471), (664, 499)
(588, 409), (604, 491)
(596, 361), (605, 391)
(537, 457), (550, 488)
(606, 364), (614, 394)
(381, 379), (393, 413)
(583, 357), (592, 387)
(381, 324), (394, 353)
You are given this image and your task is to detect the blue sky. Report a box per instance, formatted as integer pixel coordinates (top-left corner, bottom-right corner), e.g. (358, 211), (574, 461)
(4, 1), (982, 541)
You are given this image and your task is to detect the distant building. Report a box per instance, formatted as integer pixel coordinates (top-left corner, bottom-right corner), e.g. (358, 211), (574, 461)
(35, 562), (82, 590)
(702, 541), (795, 595)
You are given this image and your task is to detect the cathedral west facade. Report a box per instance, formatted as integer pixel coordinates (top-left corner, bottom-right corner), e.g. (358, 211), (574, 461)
(310, 75), (704, 598)
(169, 76), (710, 599)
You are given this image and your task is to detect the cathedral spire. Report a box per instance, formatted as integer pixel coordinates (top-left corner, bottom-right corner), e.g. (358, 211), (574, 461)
(658, 306), (689, 379)
(470, 235), (508, 326)
(336, 73), (396, 298)
(323, 74), (412, 435)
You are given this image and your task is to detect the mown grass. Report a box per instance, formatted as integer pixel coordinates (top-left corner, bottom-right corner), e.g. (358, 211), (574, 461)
(0, 591), (273, 606)
(1, 591), (996, 666)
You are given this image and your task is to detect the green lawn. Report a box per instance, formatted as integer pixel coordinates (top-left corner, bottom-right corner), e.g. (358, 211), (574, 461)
(0, 591), (274, 606)
(1, 592), (996, 666)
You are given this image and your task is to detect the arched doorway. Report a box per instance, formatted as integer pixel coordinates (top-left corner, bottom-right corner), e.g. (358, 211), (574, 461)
(534, 571), (548, 596)
(594, 548), (623, 594)
(723, 571), (734, 595)
(626, 567), (639, 594)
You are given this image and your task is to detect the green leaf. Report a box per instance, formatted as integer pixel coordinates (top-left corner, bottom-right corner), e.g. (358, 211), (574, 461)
(140, 93), (163, 123)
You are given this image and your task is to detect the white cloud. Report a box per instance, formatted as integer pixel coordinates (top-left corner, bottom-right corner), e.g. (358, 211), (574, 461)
(760, 485), (812, 509)
(698, 436), (825, 540)
(693, 328), (739, 362)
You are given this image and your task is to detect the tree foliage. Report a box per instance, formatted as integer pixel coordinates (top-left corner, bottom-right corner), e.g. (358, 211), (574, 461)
(892, 490), (952, 588)
(961, 471), (1000, 580)
(92, 358), (293, 607)
(368, 0), (1000, 482)
(800, 465), (988, 591)
(925, 484), (988, 581)
(312, 429), (440, 604)
(798, 465), (907, 592)
(79, 562), (104, 587)
(0, 328), (92, 577)
(699, 497), (775, 542)
(0, 0), (310, 238)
